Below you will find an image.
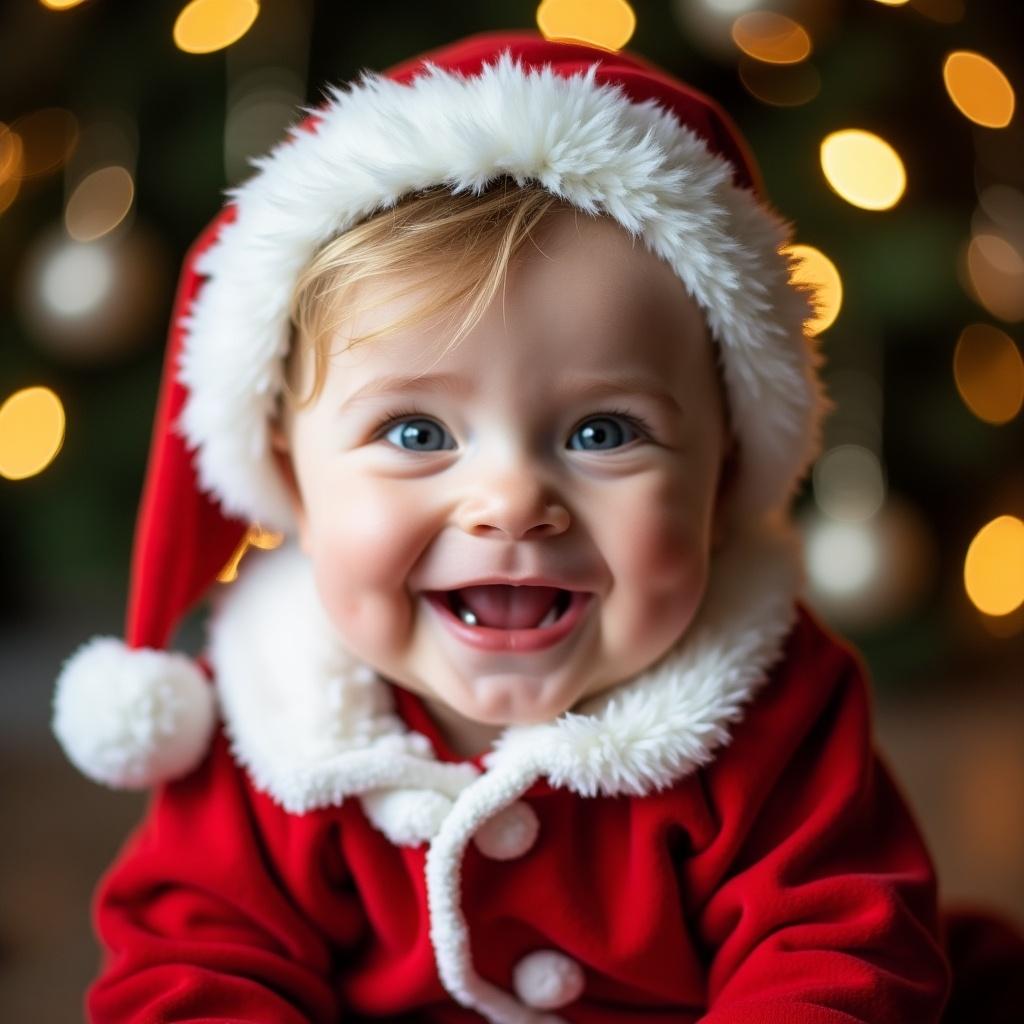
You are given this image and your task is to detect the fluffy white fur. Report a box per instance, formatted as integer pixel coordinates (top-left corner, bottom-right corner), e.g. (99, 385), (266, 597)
(52, 637), (217, 789)
(205, 524), (802, 1024)
(177, 51), (825, 534)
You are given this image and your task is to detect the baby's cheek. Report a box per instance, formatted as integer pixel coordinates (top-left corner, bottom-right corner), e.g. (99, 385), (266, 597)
(307, 487), (426, 654)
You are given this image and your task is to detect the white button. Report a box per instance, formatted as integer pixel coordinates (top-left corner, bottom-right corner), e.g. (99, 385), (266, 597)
(472, 800), (539, 860)
(512, 949), (585, 1010)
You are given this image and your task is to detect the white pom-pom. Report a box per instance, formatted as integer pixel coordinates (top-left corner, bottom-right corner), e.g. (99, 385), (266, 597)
(512, 950), (585, 1010)
(473, 800), (540, 860)
(359, 787), (453, 846)
(52, 636), (217, 789)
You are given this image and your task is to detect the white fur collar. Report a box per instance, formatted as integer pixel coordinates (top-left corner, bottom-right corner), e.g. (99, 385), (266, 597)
(208, 524), (802, 829)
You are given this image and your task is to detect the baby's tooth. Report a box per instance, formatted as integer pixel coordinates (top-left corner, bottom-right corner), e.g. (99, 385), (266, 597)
(458, 606), (479, 626)
(538, 604), (559, 629)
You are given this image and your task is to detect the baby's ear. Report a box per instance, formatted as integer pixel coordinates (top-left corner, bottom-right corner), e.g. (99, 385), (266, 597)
(269, 422), (310, 552)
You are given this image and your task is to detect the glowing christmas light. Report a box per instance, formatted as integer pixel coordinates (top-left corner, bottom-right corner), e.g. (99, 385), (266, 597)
(964, 516), (1024, 617)
(0, 387), (66, 480)
(820, 129), (906, 211)
(731, 12), (811, 65)
(536, 0), (636, 52)
(174, 0), (260, 55)
(782, 243), (842, 334)
(953, 324), (1024, 424)
(943, 51), (1015, 129)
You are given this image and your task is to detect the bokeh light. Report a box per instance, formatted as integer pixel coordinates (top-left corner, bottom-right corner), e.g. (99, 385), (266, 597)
(10, 108), (78, 178)
(731, 12), (811, 65)
(738, 58), (820, 107)
(820, 129), (906, 211)
(39, 0), (89, 8)
(0, 387), (66, 481)
(218, 525), (285, 583)
(813, 445), (886, 522)
(225, 68), (303, 185)
(0, 124), (23, 215)
(871, 0), (909, 5)
(65, 166), (134, 242)
(173, 0), (260, 55)
(964, 516), (1024, 617)
(18, 225), (169, 362)
(953, 324), (1024, 424)
(965, 233), (1024, 322)
(536, 0), (636, 51)
(943, 51), (1015, 129)
(782, 243), (842, 334)
(801, 499), (934, 629)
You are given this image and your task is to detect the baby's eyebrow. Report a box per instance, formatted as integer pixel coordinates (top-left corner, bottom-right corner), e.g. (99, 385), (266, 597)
(337, 370), (682, 415)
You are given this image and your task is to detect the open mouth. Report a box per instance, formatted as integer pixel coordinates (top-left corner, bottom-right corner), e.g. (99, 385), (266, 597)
(444, 585), (572, 629)
(423, 585), (592, 653)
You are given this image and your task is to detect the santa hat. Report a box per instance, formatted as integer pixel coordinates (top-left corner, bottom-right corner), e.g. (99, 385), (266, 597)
(52, 30), (826, 789)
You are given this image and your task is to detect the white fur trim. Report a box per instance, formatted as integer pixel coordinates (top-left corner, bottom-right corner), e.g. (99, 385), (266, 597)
(177, 50), (824, 533)
(513, 950), (585, 1010)
(472, 800), (540, 860)
(361, 788), (454, 845)
(206, 525), (801, 1024)
(52, 637), (216, 789)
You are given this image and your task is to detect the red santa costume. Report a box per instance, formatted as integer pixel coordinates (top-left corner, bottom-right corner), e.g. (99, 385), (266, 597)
(51, 30), (1023, 1024)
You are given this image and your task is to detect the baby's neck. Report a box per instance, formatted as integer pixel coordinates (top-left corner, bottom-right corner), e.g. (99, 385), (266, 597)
(418, 695), (507, 760)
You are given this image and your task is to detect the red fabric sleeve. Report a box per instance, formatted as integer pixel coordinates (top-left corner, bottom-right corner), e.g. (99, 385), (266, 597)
(692, 610), (952, 1023)
(88, 729), (343, 1024)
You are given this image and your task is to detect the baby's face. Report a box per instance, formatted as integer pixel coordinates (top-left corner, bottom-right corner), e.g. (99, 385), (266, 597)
(276, 211), (731, 754)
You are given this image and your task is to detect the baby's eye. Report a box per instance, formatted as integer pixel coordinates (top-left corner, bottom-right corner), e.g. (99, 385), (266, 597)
(568, 414), (643, 452)
(382, 416), (456, 452)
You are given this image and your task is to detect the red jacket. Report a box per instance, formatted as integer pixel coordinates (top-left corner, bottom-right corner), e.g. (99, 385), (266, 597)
(87, 532), (953, 1023)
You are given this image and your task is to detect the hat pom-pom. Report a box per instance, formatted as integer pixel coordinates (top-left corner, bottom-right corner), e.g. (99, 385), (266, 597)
(52, 636), (217, 789)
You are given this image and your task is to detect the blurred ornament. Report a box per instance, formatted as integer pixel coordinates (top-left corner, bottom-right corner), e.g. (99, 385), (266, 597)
(800, 497), (935, 630)
(65, 165), (134, 242)
(9, 108), (78, 179)
(943, 51), (1015, 130)
(953, 324), (1024, 425)
(225, 68), (303, 186)
(738, 57), (820, 107)
(16, 224), (170, 363)
(964, 516), (1024, 617)
(730, 12), (811, 65)
(964, 232), (1024, 323)
(174, 0), (260, 55)
(782, 243), (842, 334)
(813, 444), (886, 522)
(820, 129), (906, 211)
(536, 0), (636, 51)
(0, 386), (66, 481)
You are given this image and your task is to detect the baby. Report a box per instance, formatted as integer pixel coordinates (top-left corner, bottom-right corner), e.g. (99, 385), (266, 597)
(54, 29), (964, 1024)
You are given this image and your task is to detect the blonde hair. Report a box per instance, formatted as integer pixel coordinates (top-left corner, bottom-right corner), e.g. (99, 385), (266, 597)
(282, 178), (573, 412)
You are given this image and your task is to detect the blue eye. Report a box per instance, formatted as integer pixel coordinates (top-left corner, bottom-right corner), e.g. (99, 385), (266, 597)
(568, 414), (642, 452)
(382, 416), (455, 452)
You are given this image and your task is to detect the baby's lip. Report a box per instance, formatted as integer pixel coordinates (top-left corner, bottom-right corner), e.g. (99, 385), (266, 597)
(423, 576), (593, 593)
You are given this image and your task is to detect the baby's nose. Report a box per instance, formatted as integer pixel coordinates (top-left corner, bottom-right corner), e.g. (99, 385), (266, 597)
(455, 469), (570, 541)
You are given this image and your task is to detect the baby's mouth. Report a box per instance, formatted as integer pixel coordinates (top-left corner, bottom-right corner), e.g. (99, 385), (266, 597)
(442, 585), (572, 630)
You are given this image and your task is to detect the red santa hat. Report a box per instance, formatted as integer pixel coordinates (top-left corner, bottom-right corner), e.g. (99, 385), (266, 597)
(52, 30), (825, 789)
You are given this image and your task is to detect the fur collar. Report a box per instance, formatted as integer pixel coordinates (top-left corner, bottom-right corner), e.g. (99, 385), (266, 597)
(208, 524), (803, 835)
